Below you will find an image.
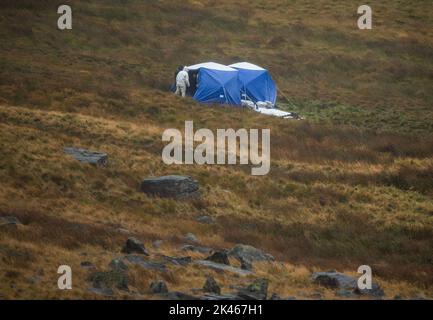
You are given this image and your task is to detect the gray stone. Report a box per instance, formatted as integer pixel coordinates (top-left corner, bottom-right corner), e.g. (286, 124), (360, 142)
(162, 255), (192, 266)
(196, 215), (215, 224)
(109, 258), (128, 271)
(203, 276), (221, 295)
(181, 244), (213, 254)
(185, 233), (198, 243)
(239, 257), (253, 271)
(64, 147), (108, 166)
(124, 255), (167, 272)
(270, 293), (282, 300)
(195, 260), (253, 276)
(237, 278), (269, 300)
(201, 293), (240, 300)
(150, 280), (168, 294)
(140, 175), (199, 199)
(0, 216), (21, 229)
(121, 237), (149, 255)
(312, 271), (384, 297)
(229, 244), (274, 262)
(206, 251), (230, 265)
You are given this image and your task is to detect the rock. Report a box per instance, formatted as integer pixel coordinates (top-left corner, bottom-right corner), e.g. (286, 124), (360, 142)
(117, 228), (130, 235)
(206, 251), (230, 265)
(64, 147), (108, 166)
(270, 293), (282, 300)
(312, 271), (384, 297)
(184, 233), (198, 243)
(162, 255), (192, 266)
(239, 257), (253, 271)
(237, 278), (269, 300)
(89, 270), (128, 291)
(140, 175), (199, 199)
(195, 260), (253, 276)
(28, 276), (42, 285)
(124, 255), (166, 272)
(181, 244), (213, 254)
(0, 216), (21, 229)
(196, 215), (215, 224)
(150, 280), (168, 294)
(203, 276), (221, 295)
(201, 293), (240, 300)
(229, 244), (274, 262)
(121, 237), (149, 255)
(152, 240), (163, 249)
(80, 261), (96, 270)
(109, 258), (128, 271)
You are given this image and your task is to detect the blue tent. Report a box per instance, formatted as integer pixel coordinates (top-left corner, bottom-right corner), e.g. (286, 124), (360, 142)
(230, 62), (277, 105)
(187, 62), (241, 105)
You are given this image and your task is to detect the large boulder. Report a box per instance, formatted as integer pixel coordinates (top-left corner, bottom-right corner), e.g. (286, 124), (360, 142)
(64, 147), (108, 166)
(312, 271), (384, 297)
(121, 237), (149, 255)
(140, 175), (199, 199)
(205, 250), (230, 265)
(229, 244), (274, 262)
(124, 255), (167, 272)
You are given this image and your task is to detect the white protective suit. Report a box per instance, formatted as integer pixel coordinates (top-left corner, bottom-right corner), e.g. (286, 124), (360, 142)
(175, 68), (190, 97)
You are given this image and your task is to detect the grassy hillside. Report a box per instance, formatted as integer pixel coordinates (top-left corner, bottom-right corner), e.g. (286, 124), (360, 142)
(0, 0), (432, 299)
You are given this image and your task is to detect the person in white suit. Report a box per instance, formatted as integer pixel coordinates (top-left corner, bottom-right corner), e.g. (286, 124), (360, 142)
(175, 67), (190, 97)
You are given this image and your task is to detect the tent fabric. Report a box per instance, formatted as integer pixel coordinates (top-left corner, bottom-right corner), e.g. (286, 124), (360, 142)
(229, 62), (277, 105)
(187, 62), (241, 105)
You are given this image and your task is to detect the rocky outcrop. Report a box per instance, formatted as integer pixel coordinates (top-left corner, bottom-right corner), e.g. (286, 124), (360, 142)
(312, 271), (384, 297)
(195, 260), (253, 276)
(124, 255), (167, 272)
(64, 147), (108, 166)
(181, 244), (213, 254)
(121, 237), (149, 255)
(140, 175), (199, 199)
(184, 233), (198, 243)
(229, 244), (274, 262)
(161, 255), (192, 266)
(205, 251), (230, 265)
